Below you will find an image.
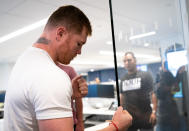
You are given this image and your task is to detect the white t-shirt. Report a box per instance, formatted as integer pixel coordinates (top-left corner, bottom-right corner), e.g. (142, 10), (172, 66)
(4, 47), (73, 131)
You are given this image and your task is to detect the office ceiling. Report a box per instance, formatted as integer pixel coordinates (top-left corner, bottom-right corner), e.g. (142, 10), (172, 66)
(0, 0), (182, 72)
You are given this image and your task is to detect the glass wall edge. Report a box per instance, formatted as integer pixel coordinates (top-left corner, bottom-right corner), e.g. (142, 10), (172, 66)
(109, 0), (120, 106)
(180, 0), (189, 127)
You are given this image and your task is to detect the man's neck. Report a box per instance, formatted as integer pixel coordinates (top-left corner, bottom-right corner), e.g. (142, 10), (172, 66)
(128, 69), (137, 75)
(33, 32), (57, 63)
(36, 37), (50, 45)
(33, 42), (56, 63)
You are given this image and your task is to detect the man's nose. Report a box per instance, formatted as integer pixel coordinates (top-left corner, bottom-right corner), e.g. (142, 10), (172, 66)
(125, 61), (129, 64)
(77, 49), (81, 54)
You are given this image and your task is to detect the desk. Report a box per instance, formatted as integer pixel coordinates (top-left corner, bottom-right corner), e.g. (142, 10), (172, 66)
(83, 107), (115, 115)
(82, 98), (115, 130)
(82, 98), (115, 115)
(83, 97), (115, 124)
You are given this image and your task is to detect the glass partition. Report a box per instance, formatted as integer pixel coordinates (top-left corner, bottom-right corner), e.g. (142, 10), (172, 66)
(110, 0), (189, 130)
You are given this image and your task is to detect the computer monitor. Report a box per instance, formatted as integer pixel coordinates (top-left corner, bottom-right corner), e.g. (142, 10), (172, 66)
(166, 50), (187, 76)
(166, 50), (188, 98)
(85, 84), (115, 98)
(137, 64), (147, 71)
(0, 91), (6, 103)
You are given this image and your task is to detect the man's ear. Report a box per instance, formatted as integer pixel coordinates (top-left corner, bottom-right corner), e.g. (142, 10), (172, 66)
(56, 27), (66, 41)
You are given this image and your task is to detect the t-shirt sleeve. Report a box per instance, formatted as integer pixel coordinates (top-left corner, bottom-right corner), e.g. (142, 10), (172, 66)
(29, 71), (73, 120)
(68, 66), (77, 80)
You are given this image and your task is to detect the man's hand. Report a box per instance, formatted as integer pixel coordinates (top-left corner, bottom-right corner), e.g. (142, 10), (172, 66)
(72, 75), (88, 99)
(112, 106), (132, 131)
(149, 112), (156, 126)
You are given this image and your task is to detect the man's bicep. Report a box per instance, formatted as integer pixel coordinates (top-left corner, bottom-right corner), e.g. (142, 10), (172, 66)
(38, 117), (73, 131)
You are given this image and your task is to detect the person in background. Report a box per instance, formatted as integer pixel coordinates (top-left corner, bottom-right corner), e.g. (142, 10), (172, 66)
(120, 52), (157, 131)
(155, 61), (180, 131)
(175, 65), (188, 131)
(95, 77), (101, 84)
(4, 5), (132, 131)
(56, 62), (84, 131)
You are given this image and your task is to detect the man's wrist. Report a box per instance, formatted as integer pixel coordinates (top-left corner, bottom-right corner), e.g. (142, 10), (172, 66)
(109, 124), (117, 131)
(77, 119), (83, 123)
(152, 110), (156, 114)
(109, 121), (118, 131)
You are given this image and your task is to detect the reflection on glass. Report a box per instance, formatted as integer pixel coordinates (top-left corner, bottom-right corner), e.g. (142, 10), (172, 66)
(111, 0), (188, 130)
(155, 65), (180, 131)
(120, 52), (156, 131)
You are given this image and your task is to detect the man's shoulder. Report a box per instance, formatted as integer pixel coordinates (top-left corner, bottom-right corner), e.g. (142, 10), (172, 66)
(36, 64), (70, 85)
(137, 70), (151, 77)
(121, 73), (129, 81)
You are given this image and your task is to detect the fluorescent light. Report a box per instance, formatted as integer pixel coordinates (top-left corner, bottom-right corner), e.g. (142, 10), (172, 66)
(99, 51), (124, 56)
(135, 54), (155, 59)
(71, 59), (114, 66)
(99, 51), (114, 55)
(129, 31), (156, 40)
(99, 50), (159, 59)
(0, 18), (48, 44)
(90, 69), (94, 72)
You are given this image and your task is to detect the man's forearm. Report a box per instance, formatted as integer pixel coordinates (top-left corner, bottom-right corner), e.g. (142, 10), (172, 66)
(75, 98), (83, 122)
(151, 93), (157, 113)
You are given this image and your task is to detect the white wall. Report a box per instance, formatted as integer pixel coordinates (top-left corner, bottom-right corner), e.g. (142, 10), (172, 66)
(0, 63), (14, 90)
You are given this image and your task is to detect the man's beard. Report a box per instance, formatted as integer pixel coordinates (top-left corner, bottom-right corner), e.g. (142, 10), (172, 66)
(59, 57), (71, 65)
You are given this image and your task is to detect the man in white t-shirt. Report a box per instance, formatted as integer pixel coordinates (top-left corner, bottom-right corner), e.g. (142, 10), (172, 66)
(4, 5), (132, 131)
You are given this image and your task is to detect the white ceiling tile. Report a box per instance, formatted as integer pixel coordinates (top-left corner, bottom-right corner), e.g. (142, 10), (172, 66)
(0, 0), (25, 12)
(0, 13), (30, 36)
(8, 0), (55, 20)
